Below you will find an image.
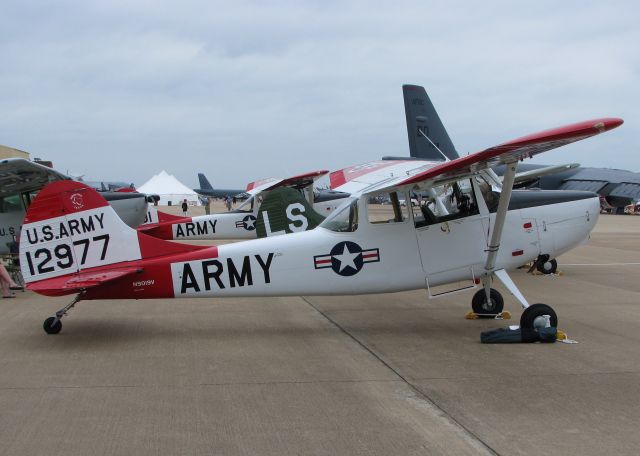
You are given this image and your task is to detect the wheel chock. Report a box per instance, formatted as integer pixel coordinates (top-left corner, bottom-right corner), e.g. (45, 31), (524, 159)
(465, 311), (511, 320)
(531, 270), (564, 277)
(556, 329), (578, 344)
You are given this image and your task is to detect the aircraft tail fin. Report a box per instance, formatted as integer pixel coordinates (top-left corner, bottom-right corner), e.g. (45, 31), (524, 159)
(256, 187), (326, 238)
(403, 85), (459, 161)
(198, 173), (213, 190)
(20, 181), (205, 294)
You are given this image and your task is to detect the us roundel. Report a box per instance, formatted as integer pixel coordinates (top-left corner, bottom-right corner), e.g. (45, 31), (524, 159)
(235, 214), (257, 231)
(314, 241), (380, 276)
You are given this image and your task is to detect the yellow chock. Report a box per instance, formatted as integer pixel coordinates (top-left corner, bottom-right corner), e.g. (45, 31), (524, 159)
(556, 329), (578, 343)
(465, 311), (511, 320)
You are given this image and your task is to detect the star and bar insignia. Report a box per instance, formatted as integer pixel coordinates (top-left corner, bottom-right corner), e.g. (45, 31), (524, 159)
(314, 241), (380, 276)
(235, 214), (257, 231)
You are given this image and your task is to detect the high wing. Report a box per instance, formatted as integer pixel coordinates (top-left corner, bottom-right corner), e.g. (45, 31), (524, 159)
(0, 158), (70, 197)
(349, 118), (622, 196)
(329, 160), (436, 195)
(246, 170), (329, 195)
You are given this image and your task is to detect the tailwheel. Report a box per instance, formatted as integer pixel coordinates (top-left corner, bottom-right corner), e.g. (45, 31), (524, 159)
(43, 317), (62, 335)
(536, 256), (558, 275)
(471, 288), (504, 318)
(520, 303), (558, 330)
(42, 294), (82, 335)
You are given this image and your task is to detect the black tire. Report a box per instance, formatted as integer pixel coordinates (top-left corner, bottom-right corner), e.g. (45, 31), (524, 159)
(471, 288), (504, 317)
(520, 303), (558, 330)
(43, 317), (62, 335)
(536, 258), (558, 275)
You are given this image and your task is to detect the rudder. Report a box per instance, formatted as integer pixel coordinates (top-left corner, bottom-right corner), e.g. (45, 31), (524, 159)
(256, 187), (325, 238)
(403, 84), (459, 161)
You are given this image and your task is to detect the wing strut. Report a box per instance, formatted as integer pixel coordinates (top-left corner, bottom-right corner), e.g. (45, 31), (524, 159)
(481, 161), (530, 310)
(485, 162), (517, 271)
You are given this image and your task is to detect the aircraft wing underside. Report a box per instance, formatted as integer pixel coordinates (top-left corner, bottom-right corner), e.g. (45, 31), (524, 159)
(0, 158), (69, 198)
(246, 170), (329, 195)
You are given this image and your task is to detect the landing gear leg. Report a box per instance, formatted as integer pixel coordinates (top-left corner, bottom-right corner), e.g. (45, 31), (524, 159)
(43, 294), (82, 335)
(493, 269), (559, 329)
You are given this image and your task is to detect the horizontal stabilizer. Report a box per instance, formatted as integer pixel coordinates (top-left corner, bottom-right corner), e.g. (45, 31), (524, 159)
(28, 267), (139, 296)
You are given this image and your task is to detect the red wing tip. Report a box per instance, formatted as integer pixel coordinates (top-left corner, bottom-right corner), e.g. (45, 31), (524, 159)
(595, 118), (623, 132)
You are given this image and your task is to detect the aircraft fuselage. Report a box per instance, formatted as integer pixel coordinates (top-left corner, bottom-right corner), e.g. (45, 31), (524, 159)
(80, 194), (599, 301)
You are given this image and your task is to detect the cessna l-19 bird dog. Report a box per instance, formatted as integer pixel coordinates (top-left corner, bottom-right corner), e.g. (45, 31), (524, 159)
(139, 171), (340, 241)
(19, 118), (622, 334)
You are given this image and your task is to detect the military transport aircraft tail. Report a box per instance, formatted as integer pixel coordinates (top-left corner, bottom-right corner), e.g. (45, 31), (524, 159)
(198, 173), (213, 191)
(256, 187), (326, 238)
(402, 85), (459, 161)
(19, 181), (208, 296)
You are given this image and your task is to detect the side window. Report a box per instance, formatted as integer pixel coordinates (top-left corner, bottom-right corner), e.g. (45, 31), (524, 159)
(413, 179), (479, 228)
(367, 191), (408, 224)
(474, 175), (500, 212)
(0, 195), (23, 213)
(321, 199), (359, 232)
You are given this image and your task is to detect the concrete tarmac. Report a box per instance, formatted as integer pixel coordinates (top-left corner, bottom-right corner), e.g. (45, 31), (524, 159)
(1, 210), (639, 455)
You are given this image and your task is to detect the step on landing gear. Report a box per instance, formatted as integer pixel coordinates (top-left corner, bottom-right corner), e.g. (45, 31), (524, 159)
(43, 294), (82, 335)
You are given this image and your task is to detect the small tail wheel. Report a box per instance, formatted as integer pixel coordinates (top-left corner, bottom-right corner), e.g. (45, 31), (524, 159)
(43, 317), (62, 335)
(520, 303), (558, 330)
(536, 257), (558, 275)
(471, 288), (504, 317)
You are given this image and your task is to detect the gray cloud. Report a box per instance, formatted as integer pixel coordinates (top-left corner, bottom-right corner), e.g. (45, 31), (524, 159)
(0, 0), (637, 187)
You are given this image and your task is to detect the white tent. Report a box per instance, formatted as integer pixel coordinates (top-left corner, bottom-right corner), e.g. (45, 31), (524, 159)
(137, 170), (200, 206)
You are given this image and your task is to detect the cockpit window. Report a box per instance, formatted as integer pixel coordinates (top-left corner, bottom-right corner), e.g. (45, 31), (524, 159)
(367, 191), (408, 224)
(413, 178), (480, 228)
(474, 175), (500, 212)
(0, 195), (23, 213)
(320, 198), (359, 232)
(232, 195), (255, 213)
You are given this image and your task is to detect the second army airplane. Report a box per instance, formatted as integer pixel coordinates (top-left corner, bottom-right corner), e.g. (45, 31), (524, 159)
(18, 116), (622, 335)
(139, 172), (346, 241)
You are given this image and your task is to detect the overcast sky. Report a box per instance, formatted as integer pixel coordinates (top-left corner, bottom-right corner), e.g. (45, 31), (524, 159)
(1, 0), (637, 189)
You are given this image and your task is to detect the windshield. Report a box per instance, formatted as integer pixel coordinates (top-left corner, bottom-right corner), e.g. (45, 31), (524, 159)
(234, 195), (255, 212)
(320, 197), (358, 232)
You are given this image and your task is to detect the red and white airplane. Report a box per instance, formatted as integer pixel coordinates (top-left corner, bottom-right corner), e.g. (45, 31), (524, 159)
(18, 118), (622, 335)
(138, 171), (342, 241)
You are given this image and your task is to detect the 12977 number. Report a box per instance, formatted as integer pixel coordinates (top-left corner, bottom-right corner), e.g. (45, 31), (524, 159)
(24, 234), (110, 276)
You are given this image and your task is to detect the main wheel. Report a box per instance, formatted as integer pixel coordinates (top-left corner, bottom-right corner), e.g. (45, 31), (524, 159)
(520, 303), (558, 330)
(536, 257), (558, 275)
(43, 317), (62, 335)
(471, 288), (504, 317)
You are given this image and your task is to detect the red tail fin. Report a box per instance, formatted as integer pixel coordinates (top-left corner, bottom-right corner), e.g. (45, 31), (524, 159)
(20, 181), (206, 289)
